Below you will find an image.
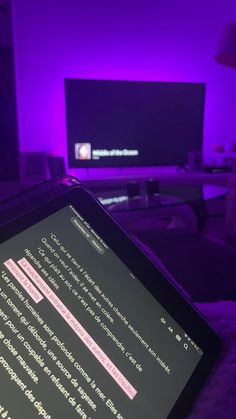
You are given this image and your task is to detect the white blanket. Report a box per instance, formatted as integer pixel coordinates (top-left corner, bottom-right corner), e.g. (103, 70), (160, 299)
(189, 301), (236, 418)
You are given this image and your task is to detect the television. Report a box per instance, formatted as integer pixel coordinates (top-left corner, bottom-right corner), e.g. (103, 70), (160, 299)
(65, 79), (205, 169)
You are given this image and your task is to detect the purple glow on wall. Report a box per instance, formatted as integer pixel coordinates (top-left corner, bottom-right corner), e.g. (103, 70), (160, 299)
(12, 0), (236, 178)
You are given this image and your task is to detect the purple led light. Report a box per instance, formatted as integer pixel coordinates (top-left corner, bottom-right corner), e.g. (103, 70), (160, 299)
(12, 0), (236, 178)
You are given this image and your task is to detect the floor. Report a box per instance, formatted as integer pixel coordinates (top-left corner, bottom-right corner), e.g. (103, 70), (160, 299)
(113, 196), (236, 303)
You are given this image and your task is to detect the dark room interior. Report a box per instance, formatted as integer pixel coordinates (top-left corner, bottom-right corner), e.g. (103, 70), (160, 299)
(1, 0), (236, 418)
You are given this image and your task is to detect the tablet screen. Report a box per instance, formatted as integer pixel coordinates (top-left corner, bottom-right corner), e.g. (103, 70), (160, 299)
(0, 205), (203, 419)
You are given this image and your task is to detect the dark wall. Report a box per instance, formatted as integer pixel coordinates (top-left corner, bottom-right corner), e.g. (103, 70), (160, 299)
(0, 2), (19, 180)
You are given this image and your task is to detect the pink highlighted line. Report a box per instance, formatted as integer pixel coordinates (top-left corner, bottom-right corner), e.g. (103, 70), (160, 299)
(4, 259), (43, 304)
(18, 257), (137, 400)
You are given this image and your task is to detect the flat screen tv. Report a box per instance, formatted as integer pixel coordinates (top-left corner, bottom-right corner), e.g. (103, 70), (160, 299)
(65, 79), (205, 168)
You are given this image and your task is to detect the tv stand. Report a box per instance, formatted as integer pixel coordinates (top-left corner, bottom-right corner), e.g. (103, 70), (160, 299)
(78, 167), (231, 189)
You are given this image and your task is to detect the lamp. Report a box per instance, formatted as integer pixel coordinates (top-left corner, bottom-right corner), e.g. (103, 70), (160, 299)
(214, 21), (236, 68)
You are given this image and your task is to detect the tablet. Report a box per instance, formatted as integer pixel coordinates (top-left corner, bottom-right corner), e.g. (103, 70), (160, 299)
(0, 178), (221, 419)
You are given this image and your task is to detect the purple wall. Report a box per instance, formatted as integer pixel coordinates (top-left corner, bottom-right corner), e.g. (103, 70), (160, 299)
(12, 0), (236, 175)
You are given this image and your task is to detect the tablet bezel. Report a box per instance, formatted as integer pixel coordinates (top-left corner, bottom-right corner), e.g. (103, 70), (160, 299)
(0, 185), (222, 419)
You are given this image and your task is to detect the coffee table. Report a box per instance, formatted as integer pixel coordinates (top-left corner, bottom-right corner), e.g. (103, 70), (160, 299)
(93, 184), (226, 232)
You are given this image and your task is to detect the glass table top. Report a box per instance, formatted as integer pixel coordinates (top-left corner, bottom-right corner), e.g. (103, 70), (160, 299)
(91, 184), (226, 212)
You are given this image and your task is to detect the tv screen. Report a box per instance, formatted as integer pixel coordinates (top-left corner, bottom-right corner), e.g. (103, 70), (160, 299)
(65, 79), (205, 168)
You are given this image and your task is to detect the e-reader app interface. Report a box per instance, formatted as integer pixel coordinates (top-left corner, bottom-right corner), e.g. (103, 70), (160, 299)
(0, 206), (202, 419)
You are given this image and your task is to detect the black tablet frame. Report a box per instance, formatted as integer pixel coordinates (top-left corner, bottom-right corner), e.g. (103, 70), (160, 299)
(0, 184), (222, 419)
